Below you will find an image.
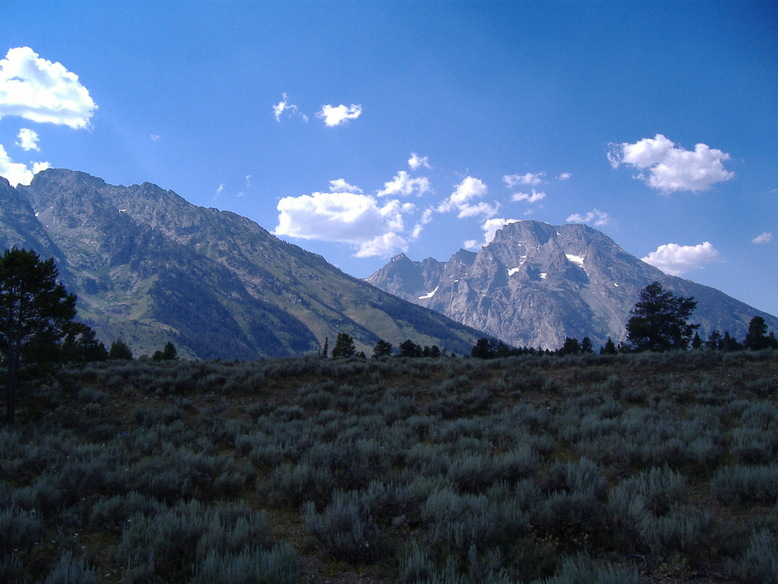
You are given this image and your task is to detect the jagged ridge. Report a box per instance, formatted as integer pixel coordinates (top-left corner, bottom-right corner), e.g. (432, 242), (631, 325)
(0, 169), (481, 359)
(367, 220), (778, 349)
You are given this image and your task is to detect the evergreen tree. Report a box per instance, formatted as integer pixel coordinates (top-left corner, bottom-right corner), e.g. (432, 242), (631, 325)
(60, 321), (108, 363)
(372, 339), (393, 359)
(580, 337), (594, 353)
(108, 339), (133, 360)
(743, 316), (778, 350)
(557, 337), (581, 356)
(626, 281), (698, 352)
(691, 332), (703, 350)
(0, 248), (78, 423)
(321, 337), (329, 359)
(331, 333), (356, 359)
(705, 330), (722, 350)
(600, 337), (617, 355)
(398, 339), (422, 358)
(471, 338), (496, 359)
(720, 331), (742, 352)
(153, 342), (178, 361)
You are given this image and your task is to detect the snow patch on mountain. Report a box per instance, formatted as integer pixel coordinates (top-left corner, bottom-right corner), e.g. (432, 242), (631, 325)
(565, 254), (585, 267)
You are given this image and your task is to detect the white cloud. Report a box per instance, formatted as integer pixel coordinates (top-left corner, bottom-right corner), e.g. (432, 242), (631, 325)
(456, 201), (500, 218)
(557, 172), (572, 181)
(503, 172), (545, 187)
(511, 189), (546, 204)
(608, 134), (734, 193)
(272, 92), (307, 122)
(329, 178), (362, 193)
(377, 170), (431, 197)
(566, 209), (611, 227)
(16, 128), (40, 151)
(752, 232), (773, 244)
(0, 143), (49, 186)
(274, 188), (413, 257)
(465, 217), (520, 250)
(32, 161), (50, 174)
(641, 241), (721, 275)
(482, 217), (519, 245)
(215, 183), (225, 194)
(0, 47), (96, 129)
(437, 176), (498, 218)
(408, 153), (431, 170)
(317, 104), (362, 127)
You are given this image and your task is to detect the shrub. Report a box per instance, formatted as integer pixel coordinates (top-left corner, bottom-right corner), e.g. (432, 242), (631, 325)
(44, 551), (98, 584)
(712, 465), (778, 504)
(0, 505), (44, 552)
(190, 543), (299, 584)
(533, 553), (641, 584)
(727, 528), (778, 584)
(303, 490), (388, 563)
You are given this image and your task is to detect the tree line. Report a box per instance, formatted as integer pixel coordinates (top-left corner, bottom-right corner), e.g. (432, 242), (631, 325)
(1, 249), (776, 423)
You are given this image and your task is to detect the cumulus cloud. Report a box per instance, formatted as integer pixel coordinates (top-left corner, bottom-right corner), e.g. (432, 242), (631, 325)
(272, 92), (307, 122)
(511, 189), (546, 204)
(274, 187), (414, 257)
(16, 128), (40, 151)
(503, 172), (544, 188)
(0, 144), (49, 186)
(329, 178), (362, 193)
(437, 176), (498, 218)
(317, 104), (362, 127)
(16, 128), (41, 152)
(608, 134), (734, 193)
(408, 153), (431, 170)
(557, 172), (572, 181)
(641, 242), (721, 276)
(566, 209), (611, 227)
(464, 217), (520, 250)
(150, 134), (160, 142)
(752, 232), (773, 244)
(377, 170), (431, 197)
(0, 47), (96, 129)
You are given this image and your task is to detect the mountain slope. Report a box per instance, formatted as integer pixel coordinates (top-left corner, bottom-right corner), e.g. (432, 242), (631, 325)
(367, 220), (778, 349)
(0, 169), (480, 359)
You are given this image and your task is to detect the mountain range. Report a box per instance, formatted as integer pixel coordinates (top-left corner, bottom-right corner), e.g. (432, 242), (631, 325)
(0, 169), (480, 359)
(366, 220), (778, 350)
(2, 169), (775, 359)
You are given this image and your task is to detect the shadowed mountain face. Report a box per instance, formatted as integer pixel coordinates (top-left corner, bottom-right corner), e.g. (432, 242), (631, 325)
(0, 169), (480, 359)
(367, 220), (778, 350)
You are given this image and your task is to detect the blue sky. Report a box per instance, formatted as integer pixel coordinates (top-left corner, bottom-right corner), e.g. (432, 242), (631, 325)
(2, 1), (777, 318)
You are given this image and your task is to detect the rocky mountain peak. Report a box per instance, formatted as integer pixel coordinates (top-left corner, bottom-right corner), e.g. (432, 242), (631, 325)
(368, 220), (778, 350)
(1, 168), (481, 359)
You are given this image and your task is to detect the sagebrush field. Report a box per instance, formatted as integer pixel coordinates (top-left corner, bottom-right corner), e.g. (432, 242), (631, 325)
(2, 350), (777, 583)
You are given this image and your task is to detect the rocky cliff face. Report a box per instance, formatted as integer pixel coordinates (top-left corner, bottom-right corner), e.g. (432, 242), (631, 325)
(0, 169), (480, 359)
(367, 220), (778, 350)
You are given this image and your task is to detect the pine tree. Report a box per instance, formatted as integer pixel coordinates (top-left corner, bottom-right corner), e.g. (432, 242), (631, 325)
(108, 339), (133, 360)
(743, 316), (777, 350)
(626, 281), (698, 352)
(372, 339), (393, 359)
(0, 248), (77, 423)
(600, 337), (617, 355)
(153, 342), (178, 361)
(331, 333), (356, 359)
